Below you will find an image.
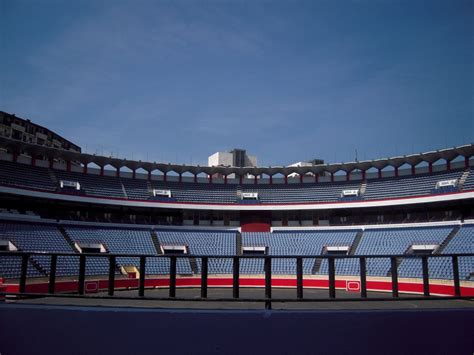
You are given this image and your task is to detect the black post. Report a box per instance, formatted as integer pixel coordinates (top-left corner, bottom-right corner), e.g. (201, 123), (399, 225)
(328, 257), (336, 299)
(421, 256), (430, 297)
(359, 257), (367, 298)
(108, 255), (116, 296)
(78, 254), (86, 295)
(49, 254), (57, 294)
(169, 256), (177, 298)
(139, 256), (146, 297)
(233, 256), (239, 299)
(201, 257), (208, 298)
(265, 257), (272, 310)
(19, 254), (29, 294)
(390, 256), (399, 298)
(452, 255), (461, 297)
(296, 257), (303, 299)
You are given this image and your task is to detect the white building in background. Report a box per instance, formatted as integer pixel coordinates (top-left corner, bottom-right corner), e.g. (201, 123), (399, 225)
(208, 149), (257, 167)
(208, 149), (257, 179)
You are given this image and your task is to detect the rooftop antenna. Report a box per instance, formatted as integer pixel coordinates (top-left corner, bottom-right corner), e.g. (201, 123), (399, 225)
(355, 149), (358, 162)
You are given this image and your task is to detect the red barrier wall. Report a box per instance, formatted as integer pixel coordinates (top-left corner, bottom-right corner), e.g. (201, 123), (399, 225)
(4, 276), (474, 297)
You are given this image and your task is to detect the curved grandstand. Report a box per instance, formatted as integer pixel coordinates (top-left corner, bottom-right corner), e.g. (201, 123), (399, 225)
(0, 135), (472, 301)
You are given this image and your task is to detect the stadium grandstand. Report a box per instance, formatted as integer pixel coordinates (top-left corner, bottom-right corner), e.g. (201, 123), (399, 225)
(0, 117), (473, 354)
(2, 0), (473, 353)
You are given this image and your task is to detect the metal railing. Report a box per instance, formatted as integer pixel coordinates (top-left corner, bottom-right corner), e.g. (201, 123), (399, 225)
(0, 251), (472, 309)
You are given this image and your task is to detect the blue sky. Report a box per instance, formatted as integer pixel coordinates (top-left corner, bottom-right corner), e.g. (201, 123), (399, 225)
(1, 0), (472, 166)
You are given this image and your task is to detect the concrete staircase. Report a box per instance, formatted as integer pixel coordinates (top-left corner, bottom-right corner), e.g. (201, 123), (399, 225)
(435, 226), (461, 254)
(349, 230), (364, 255)
(458, 170), (470, 190)
(150, 230), (163, 255)
(58, 225), (79, 253)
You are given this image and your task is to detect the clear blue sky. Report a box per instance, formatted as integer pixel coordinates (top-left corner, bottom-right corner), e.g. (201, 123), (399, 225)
(1, 0), (473, 166)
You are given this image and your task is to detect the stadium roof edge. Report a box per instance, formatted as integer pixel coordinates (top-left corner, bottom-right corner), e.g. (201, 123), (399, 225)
(0, 136), (472, 176)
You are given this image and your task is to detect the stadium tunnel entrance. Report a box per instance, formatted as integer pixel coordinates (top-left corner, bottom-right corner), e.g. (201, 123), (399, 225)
(240, 211), (271, 232)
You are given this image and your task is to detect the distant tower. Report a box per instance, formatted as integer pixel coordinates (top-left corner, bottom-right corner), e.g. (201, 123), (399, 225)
(208, 149), (257, 179)
(208, 149), (257, 167)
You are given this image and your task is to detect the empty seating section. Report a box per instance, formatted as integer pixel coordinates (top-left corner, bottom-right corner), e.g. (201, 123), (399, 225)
(149, 181), (236, 203)
(121, 178), (150, 200)
(364, 170), (463, 200)
(241, 182), (362, 203)
(0, 160), (56, 191)
(0, 221), (472, 282)
(56, 171), (125, 198)
(0, 256), (45, 279)
(156, 230), (235, 274)
(430, 225), (474, 280)
(65, 227), (167, 275)
(462, 169), (474, 191)
(241, 231), (357, 274)
(356, 227), (453, 278)
(0, 160), (471, 203)
(0, 222), (79, 277)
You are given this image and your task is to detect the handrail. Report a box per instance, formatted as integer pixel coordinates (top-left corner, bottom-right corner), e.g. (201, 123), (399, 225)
(1, 251), (472, 309)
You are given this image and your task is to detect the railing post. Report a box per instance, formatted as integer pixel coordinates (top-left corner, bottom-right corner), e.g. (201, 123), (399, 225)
(296, 257), (303, 299)
(421, 256), (430, 297)
(452, 255), (461, 297)
(359, 257), (367, 298)
(328, 257), (336, 299)
(390, 256), (399, 298)
(78, 254), (86, 295)
(20, 254), (29, 294)
(108, 255), (116, 296)
(49, 254), (57, 294)
(265, 257), (272, 310)
(201, 257), (208, 298)
(233, 257), (240, 299)
(169, 256), (177, 298)
(139, 256), (146, 297)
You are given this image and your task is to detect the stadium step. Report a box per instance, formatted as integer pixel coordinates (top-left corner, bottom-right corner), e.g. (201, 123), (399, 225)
(435, 225), (461, 254)
(150, 231), (163, 254)
(349, 230), (364, 255)
(236, 232), (242, 255)
(146, 181), (153, 196)
(120, 182), (129, 199)
(359, 182), (367, 196)
(458, 170), (470, 190)
(58, 225), (79, 253)
(189, 256), (199, 274)
(28, 254), (49, 277)
(48, 169), (59, 189)
(312, 258), (323, 274)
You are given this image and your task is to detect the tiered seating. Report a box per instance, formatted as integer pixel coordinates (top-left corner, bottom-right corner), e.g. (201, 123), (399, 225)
(241, 231), (358, 274)
(65, 226), (168, 275)
(0, 256), (45, 279)
(156, 230), (235, 274)
(0, 222), (79, 277)
(364, 170), (463, 200)
(55, 171), (125, 198)
(0, 160), (56, 191)
(149, 181), (236, 204)
(429, 225), (474, 280)
(354, 226), (453, 277)
(0, 160), (471, 204)
(0, 221), (472, 281)
(121, 178), (150, 200)
(241, 181), (362, 203)
(462, 169), (474, 191)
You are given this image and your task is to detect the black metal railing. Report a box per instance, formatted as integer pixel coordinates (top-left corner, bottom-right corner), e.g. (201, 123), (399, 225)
(1, 251), (472, 309)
